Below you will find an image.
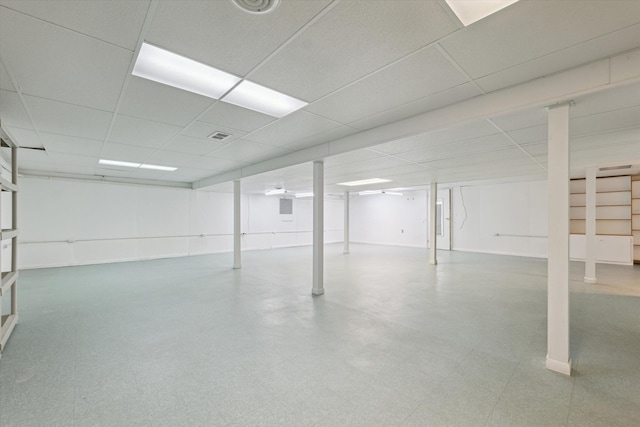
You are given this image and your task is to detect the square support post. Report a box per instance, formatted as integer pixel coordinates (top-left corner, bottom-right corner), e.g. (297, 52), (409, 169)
(344, 191), (350, 254)
(233, 179), (241, 269)
(546, 102), (572, 375)
(429, 182), (438, 265)
(312, 161), (324, 295)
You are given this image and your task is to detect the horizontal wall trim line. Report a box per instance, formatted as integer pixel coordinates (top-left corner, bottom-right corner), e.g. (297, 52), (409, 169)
(19, 229), (345, 245)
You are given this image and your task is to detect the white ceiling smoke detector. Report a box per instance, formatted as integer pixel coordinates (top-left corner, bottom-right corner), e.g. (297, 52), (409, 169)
(231, 0), (280, 14)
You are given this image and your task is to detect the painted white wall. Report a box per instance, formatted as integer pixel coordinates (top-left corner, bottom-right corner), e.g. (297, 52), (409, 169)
(451, 180), (549, 258)
(350, 190), (428, 248)
(18, 176), (343, 269)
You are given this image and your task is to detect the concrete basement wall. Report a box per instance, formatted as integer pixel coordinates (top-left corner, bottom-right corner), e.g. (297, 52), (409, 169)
(17, 176), (343, 269)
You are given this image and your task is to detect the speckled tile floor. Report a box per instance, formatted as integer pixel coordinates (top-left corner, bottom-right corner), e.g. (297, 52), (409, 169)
(1, 244), (639, 426)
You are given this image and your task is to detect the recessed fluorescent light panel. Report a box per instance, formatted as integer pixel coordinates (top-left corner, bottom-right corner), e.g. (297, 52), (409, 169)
(338, 178), (391, 187)
(295, 192), (314, 198)
(99, 159), (141, 168)
(445, 0), (519, 26)
(99, 159), (177, 172)
(265, 189), (287, 196)
(359, 190), (383, 196)
(132, 43), (241, 99)
(383, 191), (403, 196)
(140, 164), (178, 171)
(222, 80), (308, 118)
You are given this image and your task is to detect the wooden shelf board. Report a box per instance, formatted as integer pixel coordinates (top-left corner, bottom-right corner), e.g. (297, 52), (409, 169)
(0, 314), (18, 349)
(0, 271), (18, 296)
(0, 229), (17, 240)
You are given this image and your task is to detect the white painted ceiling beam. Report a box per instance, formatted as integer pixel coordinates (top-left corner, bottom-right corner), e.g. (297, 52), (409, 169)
(193, 48), (640, 190)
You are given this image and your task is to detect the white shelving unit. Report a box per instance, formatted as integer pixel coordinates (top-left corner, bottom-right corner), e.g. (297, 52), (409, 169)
(632, 176), (640, 263)
(0, 125), (18, 360)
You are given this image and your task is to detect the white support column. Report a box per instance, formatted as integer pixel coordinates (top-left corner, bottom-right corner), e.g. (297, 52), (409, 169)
(343, 191), (350, 254)
(312, 161), (324, 295)
(584, 167), (597, 284)
(233, 179), (241, 269)
(546, 102), (572, 376)
(429, 182), (438, 265)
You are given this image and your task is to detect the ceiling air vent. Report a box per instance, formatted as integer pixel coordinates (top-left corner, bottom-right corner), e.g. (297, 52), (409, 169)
(208, 131), (232, 142)
(231, 0), (280, 14)
(599, 165), (631, 171)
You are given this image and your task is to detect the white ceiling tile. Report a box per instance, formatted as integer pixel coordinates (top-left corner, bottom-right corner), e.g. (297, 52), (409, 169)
(422, 148), (534, 170)
(245, 111), (341, 147)
(0, 90), (33, 129)
(101, 142), (156, 163)
(199, 101), (276, 133)
(210, 140), (290, 164)
(373, 121), (500, 155)
(17, 159), (52, 172)
(491, 109), (547, 132)
(40, 133), (103, 157)
(145, 150), (200, 168)
(520, 142), (547, 157)
(0, 60), (15, 91)
(164, 135), (223, 156)
(325, 149), (385, 167)
(572, 106), (640, 137)
(119, 78), (214, 127)
(0, 0), (150, 50)
(571, 83), (640, 118)
(109, 114), (182, 149)
(307, 46), (469, 124)
(570, 141), (640, 168)
(24, 95), (112, 140)
(146, 0), (331, 76)
(506, 125), (547, 145)
(0, 7), (132, 111)
(190, 156), (245, 172)
(47, 151), (96, 167)
(16, 146), (49, 163)
(395, 134), (514, 163)
(5, 127), (40, 148)
(349, 83), (483, 131)
(283, 126), (359, 152)
(440, 0), (640, 79)
(250, 0), (458, 102)
(476, 23), (640, 92)
(571, 127), (640, 152)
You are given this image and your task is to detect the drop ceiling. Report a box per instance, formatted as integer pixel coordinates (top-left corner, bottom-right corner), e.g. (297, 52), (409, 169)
(0, 0), (639, 195)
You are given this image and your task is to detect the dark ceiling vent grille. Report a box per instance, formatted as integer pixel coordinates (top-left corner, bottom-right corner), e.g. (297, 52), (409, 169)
(208, 131), (232, 142)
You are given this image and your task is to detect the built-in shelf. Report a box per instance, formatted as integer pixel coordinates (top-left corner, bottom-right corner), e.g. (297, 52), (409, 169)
(0, 122), (18, 359)
(0, 314), (18, 349)
(0, 271), (18, 296)
(632, 177), (640, 263)
(0, 229), (18, 240)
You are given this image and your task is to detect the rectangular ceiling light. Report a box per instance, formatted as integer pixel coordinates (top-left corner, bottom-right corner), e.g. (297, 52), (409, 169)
(295, 192), (314, 198)
(132, 43), (241, 99)
(140, 164), (178, 171)
(222, 80), (308, 118)
(383, 191), (403, 196)
(99, 159), (141, 168)
(445, 0), (519, 26)
(359, 190), (383, 196)
(265, 189), (287, 196)
(338, 178), (391, 187)
(99, 159), (177, 172)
